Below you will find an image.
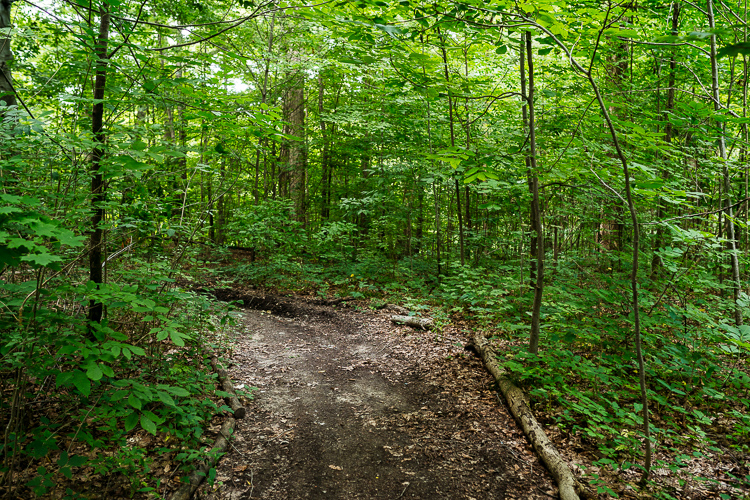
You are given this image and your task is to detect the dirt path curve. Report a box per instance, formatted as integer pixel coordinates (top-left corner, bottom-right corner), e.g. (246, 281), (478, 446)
(196, 291), (558, 500)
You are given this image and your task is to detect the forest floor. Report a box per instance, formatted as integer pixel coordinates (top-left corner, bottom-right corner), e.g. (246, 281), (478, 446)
(181, 287), (559, 500)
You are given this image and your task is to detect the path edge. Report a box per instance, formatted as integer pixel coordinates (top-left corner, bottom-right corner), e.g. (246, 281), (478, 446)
(168, 351), (244, 500)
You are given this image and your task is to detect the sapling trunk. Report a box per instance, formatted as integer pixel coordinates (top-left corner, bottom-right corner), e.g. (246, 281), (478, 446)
(521, 32), (544, 355)
(88, 5), (110, 328)
(437, 27), (465, 266)
(514, 7), (653, 478)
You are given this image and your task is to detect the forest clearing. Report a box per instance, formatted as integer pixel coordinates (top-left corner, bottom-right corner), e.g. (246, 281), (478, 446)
(2, 0), (750, 498)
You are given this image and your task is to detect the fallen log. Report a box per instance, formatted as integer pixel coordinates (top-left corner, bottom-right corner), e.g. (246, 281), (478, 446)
(473, 332), (590, 500)
(390, 315), (434, 330)
(210, 356), (246, 419)
(169, 417), (236, 500)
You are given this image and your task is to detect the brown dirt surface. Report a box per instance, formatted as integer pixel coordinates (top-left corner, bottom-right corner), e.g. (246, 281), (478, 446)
(188, 289), (559, 499)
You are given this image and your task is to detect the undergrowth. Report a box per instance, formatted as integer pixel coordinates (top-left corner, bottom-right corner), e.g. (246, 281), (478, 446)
(1, 251), (248, 498)
(220, 235), (750, 499)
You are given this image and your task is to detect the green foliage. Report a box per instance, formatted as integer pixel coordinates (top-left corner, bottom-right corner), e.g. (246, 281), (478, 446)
(496, 255), (750, 493)
(224, 200), (302, 255)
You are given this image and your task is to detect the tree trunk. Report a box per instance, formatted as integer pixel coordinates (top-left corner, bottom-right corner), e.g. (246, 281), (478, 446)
(522, 32), (544, 355)
(319, 73), (331, 220)
(281, 59), (306, 225)
(437, 28), (465, 266)
(708, 0), (744, 326)
(0, 0), (15, 108)
(88, 5), (110, 328)
(390, 315), (434, 330)
(472, 333), (584, 500)
(652, 2), (680, 275)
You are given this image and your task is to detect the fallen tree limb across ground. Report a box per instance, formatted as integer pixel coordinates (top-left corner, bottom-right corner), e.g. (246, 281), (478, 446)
(169, 417), (236, 500)
(210, 354), (247, 419)
(168, 353), (245, 500)
(390, 314), (434, 330)
(472, 332), (592, 500)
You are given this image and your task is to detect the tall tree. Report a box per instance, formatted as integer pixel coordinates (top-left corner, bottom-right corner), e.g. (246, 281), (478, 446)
(281, 54), (307, 224)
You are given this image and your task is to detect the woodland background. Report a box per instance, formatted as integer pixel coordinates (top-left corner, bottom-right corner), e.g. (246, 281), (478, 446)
(1, 0), (750, 497)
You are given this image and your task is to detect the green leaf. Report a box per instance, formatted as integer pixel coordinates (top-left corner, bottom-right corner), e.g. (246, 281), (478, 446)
(129, 345), (146, 356)
(718, 42), (750, 59)
(157, 391), (176, 407)
(68, 455), (87, 467)
(20, 252), (62, 267)
(101, 364), (114, 378)
(72, 370), (90, 397)
(56, 371), (73, 388)
(128, 394), (142, 410)
(166, 386), (190, 397)
(170, 330), (186, 346)
(124, 411), (139, 432)
(110, 390), (128, 401)
(86, 362), (103, 381)
(140, 414), (157, 435)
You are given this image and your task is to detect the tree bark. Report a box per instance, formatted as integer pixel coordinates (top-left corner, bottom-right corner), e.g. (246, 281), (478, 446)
(523, 32), (544, 355)
(169, 417), (236, 500)
(652, 2), (680, 275)
(390, 315), (433, 330)
(281, 57), (306, 225)
(88, 5), (110, 328)
(210, 355), (246, 419)
(0, 0), (15, 108)
(437, 28), (465, 266)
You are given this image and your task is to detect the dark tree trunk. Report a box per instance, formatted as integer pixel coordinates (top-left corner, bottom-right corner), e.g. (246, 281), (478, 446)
(652, 2), (680, 275)
(0, 0), (16, 108)
(88, 5), (111, 328)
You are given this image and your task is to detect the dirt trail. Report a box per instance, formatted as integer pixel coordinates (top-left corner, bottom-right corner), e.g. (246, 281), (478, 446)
(195, 291), (558, 499)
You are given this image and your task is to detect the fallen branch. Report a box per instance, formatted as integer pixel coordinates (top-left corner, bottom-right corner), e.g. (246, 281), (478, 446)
(169, 417), (236, 500)
(390, 315), (434, 330)
(473, 332), (591, 500)
(210, 355), (246, 419)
